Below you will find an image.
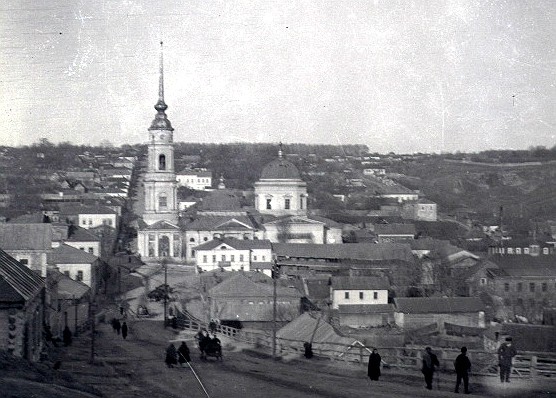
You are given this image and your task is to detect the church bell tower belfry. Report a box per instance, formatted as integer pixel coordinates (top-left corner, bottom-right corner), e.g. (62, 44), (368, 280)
(142, 42), (179, 225)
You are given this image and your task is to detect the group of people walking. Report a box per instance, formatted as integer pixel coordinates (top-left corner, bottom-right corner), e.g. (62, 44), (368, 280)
(367, 337), (517, 394)
(111, 318), (128, 340)
(165, 341), (191, 368)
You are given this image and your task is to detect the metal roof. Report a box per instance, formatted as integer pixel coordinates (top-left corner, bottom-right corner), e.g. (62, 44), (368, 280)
(276, 312), (353, 345)
(0, 223), (52, 251)
(194, 238), (271, 251)
(394, 297), (484, 314)
(273, 242), (414, 262)
(0, 248), (44, 302)
(331, 276), (390, 290)
(48, 243), (99, 264)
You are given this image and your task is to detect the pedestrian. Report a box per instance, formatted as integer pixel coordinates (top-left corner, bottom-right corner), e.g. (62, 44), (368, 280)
(121, 322), (128, 340)
(63, 326), (72, 347)
(498, 337), (517, 383)
(165, 343), (178, 368)
(368, 348), (382, 381)
(454, 346), (471, 394)
(303, 342), (313, 359)
(178, 341), (191, 367)
(111, 318), (118, 333)
(114, 319), (121, 335)
(422, 346), (440, 390)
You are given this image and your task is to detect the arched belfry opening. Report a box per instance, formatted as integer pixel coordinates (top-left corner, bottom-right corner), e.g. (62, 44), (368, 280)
(159, 154), (166, 170)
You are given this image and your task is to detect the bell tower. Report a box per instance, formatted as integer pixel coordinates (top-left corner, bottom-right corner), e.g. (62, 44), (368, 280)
(142, 42), (178, 225)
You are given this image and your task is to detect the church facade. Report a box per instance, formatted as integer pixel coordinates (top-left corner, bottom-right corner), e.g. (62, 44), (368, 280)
(136, 49), (341, 264)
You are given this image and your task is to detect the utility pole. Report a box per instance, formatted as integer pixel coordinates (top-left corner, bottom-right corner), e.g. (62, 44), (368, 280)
(163, 259), (168, 328)
(272, 258), (278, 359)
(89, 301), (97, 364)
(74, 295), (78, 337)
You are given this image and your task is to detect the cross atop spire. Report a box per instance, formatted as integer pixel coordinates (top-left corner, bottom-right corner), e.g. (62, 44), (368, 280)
(149, 41), (173, 131)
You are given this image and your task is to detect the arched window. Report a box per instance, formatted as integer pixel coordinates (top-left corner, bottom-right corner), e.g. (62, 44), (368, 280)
(159, 154), (166, 170)
(189, 238), (195, 242)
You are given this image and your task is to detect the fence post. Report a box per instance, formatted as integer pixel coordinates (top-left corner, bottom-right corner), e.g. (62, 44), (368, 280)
(530, 355), (538, 377)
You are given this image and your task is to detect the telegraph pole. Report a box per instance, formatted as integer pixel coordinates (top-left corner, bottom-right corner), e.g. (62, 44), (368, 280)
(89, 301), (97, 364)
(163, 259), (168, 328)
(74, 295), (78, 337)
(272, 258), (278, 359)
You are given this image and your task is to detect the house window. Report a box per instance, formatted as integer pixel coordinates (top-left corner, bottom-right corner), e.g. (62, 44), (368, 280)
(80, 247), (85, 251)
(285, 198), (290, 210)
(190, 238), (195, 242)
(64, 271), (70, 277)
(359, 292), (364, 300)
(530, 283), (535, 292)
(253, 256), (257, 261)
(266, 199), (272, 210)
(240, 254), (244, 262)
(108, 219), (113, 226)
(373, 292), (378, 300)
(300, 195), (304, 209)
(88, 248), (94, 254)
(517, 283), (522, 292)
(221, 255), (226, 262)
(517, 298), (523, 306)
(159, 154), (166, 170)
(516, 248), (522, 254)
(542, 283), (547, 292)
(262, 256), (266, 261)
(204, 237), (208, 241)
(504, 283), (510, 292)
(203, 255), (207, 263)
(480, 278), (487, 285)
(76, 271), (83, 281)
(543, 248), (550, 255)
(344, 292), (350, 299)
(88, 219), (93, 225)
(524, 247), (530, 254)
(212, 255), (216, 263)
(231, 255), (235, 262)
(159, 195), (167, 208)
(82, 219), (87, 225)
(507, 248), (514, 254)
(19, 258), (29, 265)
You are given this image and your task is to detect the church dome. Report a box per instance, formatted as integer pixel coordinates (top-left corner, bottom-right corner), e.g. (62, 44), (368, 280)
(260, 158), (300, 180)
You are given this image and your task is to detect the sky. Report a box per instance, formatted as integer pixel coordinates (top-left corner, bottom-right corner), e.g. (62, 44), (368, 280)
(0, 0), (554, 153)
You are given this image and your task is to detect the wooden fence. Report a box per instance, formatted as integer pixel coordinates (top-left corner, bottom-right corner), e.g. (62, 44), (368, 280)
(176, 319), (556, 379)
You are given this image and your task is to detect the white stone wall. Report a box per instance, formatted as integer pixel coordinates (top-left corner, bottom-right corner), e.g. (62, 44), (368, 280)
(78, 213), (117, 230)
(65, 241), (101, 257)
(332, 289), (388, 309)
(254, 179), (307, 216)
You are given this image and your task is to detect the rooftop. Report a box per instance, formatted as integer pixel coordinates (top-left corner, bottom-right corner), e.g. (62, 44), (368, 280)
(394, 297), (485, 314)
(0, 248), (45, 303)
(331, 276), (390, 290)
(0, 223), (53, 251)
(273, 242), (414, 262)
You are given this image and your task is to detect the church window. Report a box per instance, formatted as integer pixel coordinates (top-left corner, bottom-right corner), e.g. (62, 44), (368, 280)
(299, 195), (303, 209)
(189, 238), (195, 242)
(285, 198), (290, 210)
(204, 237), (208, 241)
(344, 292), (349, 299)
(221, 255), (226, 262)
(159, 195), (167, 208)
(159, 154), (166, 170)
(266, 199), (272, 210)
(220, 246), (227, 250)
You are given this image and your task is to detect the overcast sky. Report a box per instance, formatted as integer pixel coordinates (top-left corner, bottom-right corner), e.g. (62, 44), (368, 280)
(0, 0), (554, 153)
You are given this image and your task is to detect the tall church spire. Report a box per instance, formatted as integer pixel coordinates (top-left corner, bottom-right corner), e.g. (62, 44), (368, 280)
(150, 41), (173, 131)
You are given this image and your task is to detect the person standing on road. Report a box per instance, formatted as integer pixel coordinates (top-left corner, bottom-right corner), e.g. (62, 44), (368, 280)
(63, 326), (72, 347)
(498, 337), (517, 383)
(178, 341), (191, 367)
(165, 343), (178, 368)
(454, 346), (471, 394)
(121, 322), (128, 340)
(114, 319), (121, 335)
(368, 348), (382, 381)
(422, 347), (440, 390)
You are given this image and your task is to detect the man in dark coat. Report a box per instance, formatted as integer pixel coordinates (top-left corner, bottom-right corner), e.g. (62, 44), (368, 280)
(454, 346), (471, 394)
(165, 343), (177, 368)
(121, 322), (128, 340)
(178, 341), (191, 367)
(368, 348), (381, 381)
(114, 319), (121, 335)
(422, 347), (440, 390)
(63, 326), (72, 347)
(498, 337), (517, 383)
